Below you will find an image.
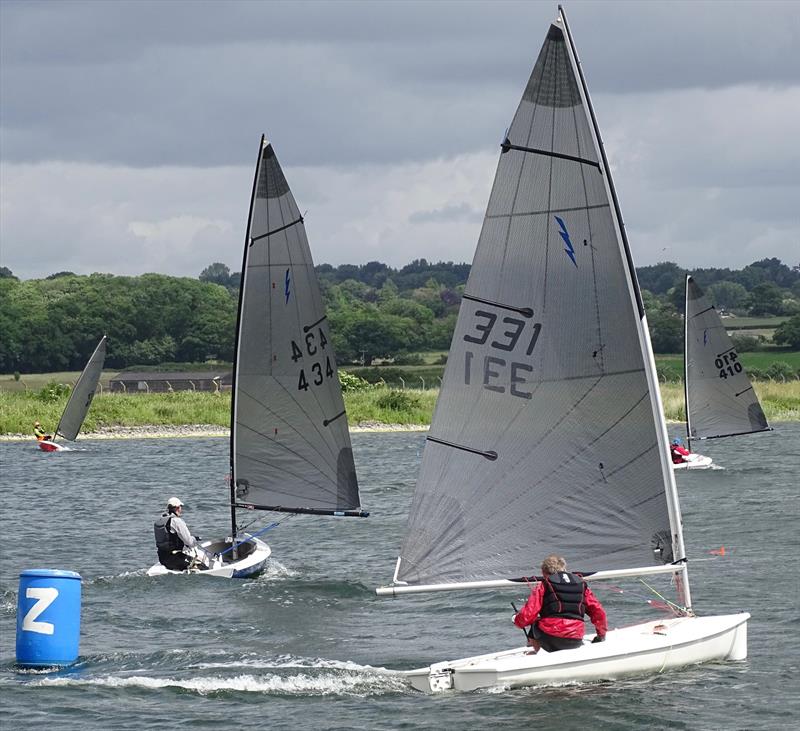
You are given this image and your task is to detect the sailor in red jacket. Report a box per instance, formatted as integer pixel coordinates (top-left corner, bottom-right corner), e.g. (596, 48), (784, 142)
(670, 438), (691, 464)
(513, 554), (607, 652)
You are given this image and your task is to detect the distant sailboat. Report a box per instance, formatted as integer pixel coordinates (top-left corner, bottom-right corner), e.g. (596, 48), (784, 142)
(376, 7), (748, 693)
(676, 274), (771, 469)
(39, 336), (107, 452)
(148, 136), (367, 579)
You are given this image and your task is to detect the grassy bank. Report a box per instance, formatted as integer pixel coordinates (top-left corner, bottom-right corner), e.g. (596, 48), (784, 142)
(2, 381), (798, 436)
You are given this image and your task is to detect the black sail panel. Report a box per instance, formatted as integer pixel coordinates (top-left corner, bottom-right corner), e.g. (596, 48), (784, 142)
(395, 20), (672, 586)
(685, 276), (769, 440)
(232, 140), (360, 513)
(55, 335), (106, 441)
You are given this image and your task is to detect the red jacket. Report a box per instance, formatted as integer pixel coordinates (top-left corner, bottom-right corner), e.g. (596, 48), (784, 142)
(513, 580), (607, 639)
(670, 444), (691, 464)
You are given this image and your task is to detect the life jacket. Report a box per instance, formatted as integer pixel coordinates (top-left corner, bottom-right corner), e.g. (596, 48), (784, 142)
(154, 513), (183, 552)
(34, 426), (47, 440)
(670, 445), (688, 464)
(540, 571), (586, 621)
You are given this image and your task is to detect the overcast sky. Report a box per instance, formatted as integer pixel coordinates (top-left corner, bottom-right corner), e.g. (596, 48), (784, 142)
(2, 0), (798, 280)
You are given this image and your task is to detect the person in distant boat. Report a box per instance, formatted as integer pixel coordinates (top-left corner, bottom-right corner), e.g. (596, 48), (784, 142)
(670, 438), (692, 464)
(513, 554), (607, 652)
(33, 421), (52, 441)
(153, 497), (199, 571)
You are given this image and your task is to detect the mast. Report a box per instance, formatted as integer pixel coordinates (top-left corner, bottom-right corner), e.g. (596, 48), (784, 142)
(684, 275), (692, 450)
(558, 6), (691, 610)
(229, 135), (267, 557)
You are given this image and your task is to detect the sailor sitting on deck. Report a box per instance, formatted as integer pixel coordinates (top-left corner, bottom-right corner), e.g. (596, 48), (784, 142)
(33, 421), (52, 441)
(513, 554), (607, 652)
(154, 497), (200, 571)
(670, 438), (692, 464)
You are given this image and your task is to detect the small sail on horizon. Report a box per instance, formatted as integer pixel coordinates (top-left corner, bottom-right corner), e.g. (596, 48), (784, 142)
(231, 137), (365, 518)
(55, 335), (107, 441)
(387, 11), (681, 591)
(684, 275), (770, 444)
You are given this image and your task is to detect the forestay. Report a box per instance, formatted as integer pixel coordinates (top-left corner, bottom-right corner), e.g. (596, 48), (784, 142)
(55, 335), (107, 441)
(684, 275), (770, 442)
(392, 17), (679, 588)
(231, 138), (362, 515)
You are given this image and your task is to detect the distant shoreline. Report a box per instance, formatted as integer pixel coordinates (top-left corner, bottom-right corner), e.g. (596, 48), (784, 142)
(0, 422), (430, 442)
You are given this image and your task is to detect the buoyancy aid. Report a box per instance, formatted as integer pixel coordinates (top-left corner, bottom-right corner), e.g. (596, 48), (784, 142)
(540, 571), (586, 621)
(154, 513), (183, 552)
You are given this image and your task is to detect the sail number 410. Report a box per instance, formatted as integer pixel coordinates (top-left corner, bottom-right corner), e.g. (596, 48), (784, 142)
(715, 351), (742, 380)
(463, 310), (542, 400)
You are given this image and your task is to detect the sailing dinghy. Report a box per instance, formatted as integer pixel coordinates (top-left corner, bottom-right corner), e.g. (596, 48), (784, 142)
(147, 136), (367, 579)
(675, 275), (771, 470)
(38, 335), (107, 452)
(376, 7), (748, 692)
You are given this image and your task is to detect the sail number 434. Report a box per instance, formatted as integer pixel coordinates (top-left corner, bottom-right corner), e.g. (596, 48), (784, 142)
(463, 310), (542, 400)
(292, 328), (334, 391)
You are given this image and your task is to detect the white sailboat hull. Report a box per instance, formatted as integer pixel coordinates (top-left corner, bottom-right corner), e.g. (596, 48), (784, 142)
(405, 613), (748, 693)
(672, 454), (713, 470)
(146, 536), (271, 579)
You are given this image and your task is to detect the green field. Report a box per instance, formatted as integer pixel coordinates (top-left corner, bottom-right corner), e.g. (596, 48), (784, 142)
(2, 380), (798, 436)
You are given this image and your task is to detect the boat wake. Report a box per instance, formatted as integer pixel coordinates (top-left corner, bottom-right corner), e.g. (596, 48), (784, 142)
(33, 655), (407, 696)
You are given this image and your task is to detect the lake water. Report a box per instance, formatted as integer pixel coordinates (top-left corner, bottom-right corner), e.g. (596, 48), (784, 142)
(1, 426), (798, 730)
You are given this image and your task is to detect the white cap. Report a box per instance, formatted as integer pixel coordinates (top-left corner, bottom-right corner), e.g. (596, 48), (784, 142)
(167, 497), (183, 508)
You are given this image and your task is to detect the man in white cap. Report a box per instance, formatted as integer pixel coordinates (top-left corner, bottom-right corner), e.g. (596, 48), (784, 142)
(153, 497), (199, 570)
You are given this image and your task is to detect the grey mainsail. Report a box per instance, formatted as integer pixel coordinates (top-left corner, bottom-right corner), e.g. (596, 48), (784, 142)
(55, 335), (107, 441)
(392, 10), (680, 588)
(231, 137), (363, 516)
(684, 275), (769, 443)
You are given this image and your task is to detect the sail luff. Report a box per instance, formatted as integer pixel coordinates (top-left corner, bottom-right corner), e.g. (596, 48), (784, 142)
(558, 6), (691, 609)
(54, 335), (107, 441)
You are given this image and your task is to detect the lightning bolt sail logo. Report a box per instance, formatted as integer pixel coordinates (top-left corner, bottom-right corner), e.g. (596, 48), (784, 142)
(284, 268), (291, 304)
(555, 216), (577, 267)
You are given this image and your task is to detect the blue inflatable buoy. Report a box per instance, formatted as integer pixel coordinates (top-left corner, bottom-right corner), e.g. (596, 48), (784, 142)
(16, 569), (82, 668)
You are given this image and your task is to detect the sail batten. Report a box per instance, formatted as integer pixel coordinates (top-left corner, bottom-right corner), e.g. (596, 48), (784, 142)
(232, 138), (362, 515)
(390, 11), (681, 590)
(684, 275), (770, 443)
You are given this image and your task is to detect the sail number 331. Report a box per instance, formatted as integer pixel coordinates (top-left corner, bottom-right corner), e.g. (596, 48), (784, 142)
(463, 310), (542, 400)
(292, 328), (334, 391)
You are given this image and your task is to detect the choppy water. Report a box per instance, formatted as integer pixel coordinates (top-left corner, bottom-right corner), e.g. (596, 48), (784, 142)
(1, 426), (798, 730)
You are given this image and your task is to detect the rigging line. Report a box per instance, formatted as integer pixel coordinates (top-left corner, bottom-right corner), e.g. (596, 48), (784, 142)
(461, 294), (533, 318)
(500, 141), (600, 169)
(425, 436), (498, 461)
(485, 202), (610, 220)
(250, 215), (304, 243)
(637, 578), (686, 613)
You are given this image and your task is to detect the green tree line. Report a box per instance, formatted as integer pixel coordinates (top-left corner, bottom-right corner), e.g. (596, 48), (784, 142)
(1, 257), (799, 374)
